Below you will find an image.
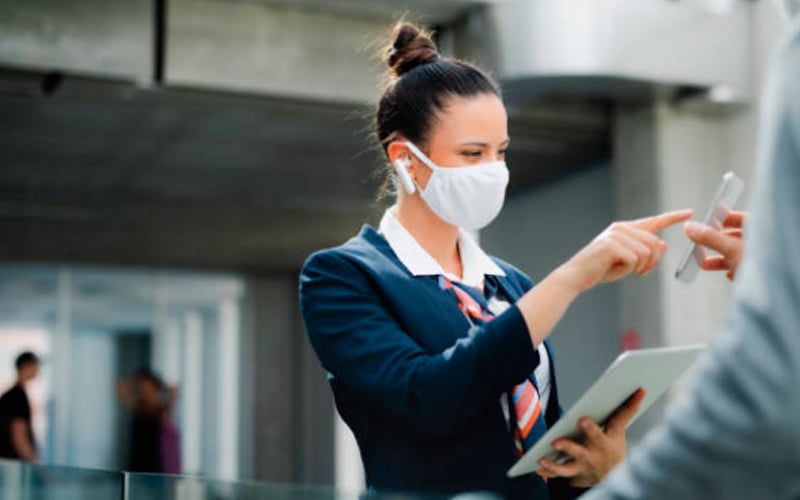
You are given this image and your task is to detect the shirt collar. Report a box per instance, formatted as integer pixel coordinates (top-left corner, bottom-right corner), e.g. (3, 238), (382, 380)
(378, 207), (506, 287)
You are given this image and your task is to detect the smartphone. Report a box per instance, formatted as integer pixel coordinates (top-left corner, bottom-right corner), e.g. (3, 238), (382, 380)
(675, 172), (744, 283)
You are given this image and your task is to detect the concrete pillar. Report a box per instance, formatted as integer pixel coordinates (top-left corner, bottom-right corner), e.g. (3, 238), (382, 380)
(240, 274), (335, 485)
(610, 1), (786, 441)
(181, 310), (204, 475)
(297, 315), (335, 486)
(617, 104), (739, 340)
(612, 99), (754, 439)
(241, 275), (297, 482)
(613, 0), (784, 350)
(217, 298), (240, 481)
(52, 267), (73, 464)
(241, 275), (298, 482)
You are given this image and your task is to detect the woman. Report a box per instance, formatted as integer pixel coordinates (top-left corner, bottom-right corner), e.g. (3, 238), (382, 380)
(299, 23), (690, 499)
(117, 369), (181, 474)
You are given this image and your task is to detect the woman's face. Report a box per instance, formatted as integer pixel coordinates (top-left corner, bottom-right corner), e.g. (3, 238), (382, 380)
(136, 377), (162, 407)
(411, 92), (509, 190)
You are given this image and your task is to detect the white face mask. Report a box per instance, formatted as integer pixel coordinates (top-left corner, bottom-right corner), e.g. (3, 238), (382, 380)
(405, 141), (509, 230)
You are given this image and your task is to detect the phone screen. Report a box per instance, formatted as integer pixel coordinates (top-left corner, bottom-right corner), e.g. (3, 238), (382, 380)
(675, 172), (744, 283)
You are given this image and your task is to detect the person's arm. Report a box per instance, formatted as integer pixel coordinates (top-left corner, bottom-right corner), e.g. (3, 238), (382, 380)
(519, 210), (691, 347)
(10, 419), (37, 462)
(510, 212), (688, 487)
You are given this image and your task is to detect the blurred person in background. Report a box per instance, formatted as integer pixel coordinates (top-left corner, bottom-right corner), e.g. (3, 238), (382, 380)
(0, 352), (40, 462)
(299, 22), (692, 499)
(117, 369), (181, 474)
(584, 1), (800, 498)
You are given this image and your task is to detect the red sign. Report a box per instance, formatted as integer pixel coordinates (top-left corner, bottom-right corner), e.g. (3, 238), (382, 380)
(621, 329), (641, 352)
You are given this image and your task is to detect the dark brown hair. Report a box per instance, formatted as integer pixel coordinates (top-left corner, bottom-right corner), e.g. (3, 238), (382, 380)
(375, 23), (501, 191)
(15, 351), (39, 370)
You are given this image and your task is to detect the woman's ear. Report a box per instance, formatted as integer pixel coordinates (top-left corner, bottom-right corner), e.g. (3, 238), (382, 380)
(388, 141), (416, 195)
(387, 140), (410, 166)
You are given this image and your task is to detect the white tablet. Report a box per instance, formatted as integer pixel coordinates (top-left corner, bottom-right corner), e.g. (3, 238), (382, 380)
(507, 345), (706, 477)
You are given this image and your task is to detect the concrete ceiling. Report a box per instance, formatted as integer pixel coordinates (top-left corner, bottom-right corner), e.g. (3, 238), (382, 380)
(233, 0), (497, 23)
(0, 68), (610, 272)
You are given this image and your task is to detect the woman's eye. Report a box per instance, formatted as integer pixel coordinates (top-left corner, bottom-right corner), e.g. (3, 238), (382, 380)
(462, 151), (482, 158)
(498, 149), (508, 158)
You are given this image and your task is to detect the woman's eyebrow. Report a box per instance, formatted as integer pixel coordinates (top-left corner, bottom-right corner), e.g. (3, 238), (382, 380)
(456, 139), (511, 147)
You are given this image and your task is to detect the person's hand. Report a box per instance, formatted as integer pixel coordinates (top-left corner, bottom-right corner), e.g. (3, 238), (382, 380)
(685, 211), (747, 281)
(559, 210), (693, 293)
(536, 388), (647, 488)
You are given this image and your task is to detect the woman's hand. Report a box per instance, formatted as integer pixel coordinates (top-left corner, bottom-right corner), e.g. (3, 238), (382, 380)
(685, 211), (747, 281)
(559, 210), (693, 293)
(536, 389), (647, 488)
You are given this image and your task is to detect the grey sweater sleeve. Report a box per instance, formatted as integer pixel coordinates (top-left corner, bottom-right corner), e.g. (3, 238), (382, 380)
(584, 23), (800, 500)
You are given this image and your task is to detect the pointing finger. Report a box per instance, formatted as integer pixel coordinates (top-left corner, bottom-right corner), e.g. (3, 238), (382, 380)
(631, 209), (693, 233)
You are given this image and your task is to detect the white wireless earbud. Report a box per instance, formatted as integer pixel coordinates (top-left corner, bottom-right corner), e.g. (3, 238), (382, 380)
(393, 157), (416, 195)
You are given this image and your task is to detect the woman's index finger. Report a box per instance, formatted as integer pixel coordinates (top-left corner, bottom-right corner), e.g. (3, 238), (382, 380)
(631, 209), (693, 233)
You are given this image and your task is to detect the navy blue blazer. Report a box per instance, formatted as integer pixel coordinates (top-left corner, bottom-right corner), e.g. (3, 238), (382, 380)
(299, 226), (584, 499)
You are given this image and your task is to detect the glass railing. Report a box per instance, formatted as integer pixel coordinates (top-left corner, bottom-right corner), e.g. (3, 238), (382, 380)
(0, 460), (501, 500)
(125, 472), (359, 500)
(0, 459), (123, 500)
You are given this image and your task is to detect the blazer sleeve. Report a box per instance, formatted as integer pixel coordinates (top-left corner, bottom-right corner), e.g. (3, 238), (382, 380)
(299, 249), (539, 439)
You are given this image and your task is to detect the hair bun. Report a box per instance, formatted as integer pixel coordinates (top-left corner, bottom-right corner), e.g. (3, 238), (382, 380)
(386, 23), (439, 78)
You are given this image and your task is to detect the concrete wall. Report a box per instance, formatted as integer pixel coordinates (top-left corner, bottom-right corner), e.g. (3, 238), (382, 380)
(166, 0), (385, 102)
(0, 0), (152, 82)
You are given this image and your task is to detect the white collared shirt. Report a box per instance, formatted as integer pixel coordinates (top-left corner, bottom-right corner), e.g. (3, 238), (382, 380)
(378, 206), (505, 287)
(378, 207), (552, 416)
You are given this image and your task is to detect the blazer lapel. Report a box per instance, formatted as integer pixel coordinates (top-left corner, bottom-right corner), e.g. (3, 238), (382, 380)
(492, 274), (525, 302)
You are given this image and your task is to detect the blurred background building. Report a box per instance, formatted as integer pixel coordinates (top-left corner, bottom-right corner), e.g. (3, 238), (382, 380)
(0, 0), (787, 494)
